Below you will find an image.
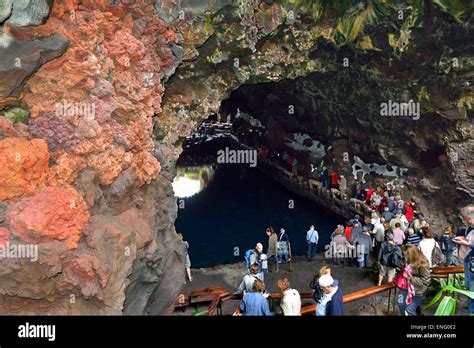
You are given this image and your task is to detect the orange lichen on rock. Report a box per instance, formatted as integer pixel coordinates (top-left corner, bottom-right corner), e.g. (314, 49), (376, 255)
(0, 227), (9, 246)
(0, 138), (49, 202)
(86, 147), (127, 185)
(48, 153), (86, 186)
(7, 186), (90, 250)
(132, 151), (161, 185)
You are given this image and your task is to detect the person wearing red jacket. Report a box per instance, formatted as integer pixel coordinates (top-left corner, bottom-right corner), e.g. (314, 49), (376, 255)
(330, 172), (339, 189)
(405, 204), (414, 223)
(364, 188), (373, 204)
(344, 223), (353, 242)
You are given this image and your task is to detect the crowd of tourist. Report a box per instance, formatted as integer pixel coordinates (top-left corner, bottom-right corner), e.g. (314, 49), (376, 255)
(179, 120), (474, 315)
(227, 176), (474, 316)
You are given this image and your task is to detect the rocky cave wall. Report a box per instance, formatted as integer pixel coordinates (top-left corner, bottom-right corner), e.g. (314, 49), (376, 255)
(0, 0), (472, 315)
(159, 0), (473, 233)
(0, 0), (185, 315)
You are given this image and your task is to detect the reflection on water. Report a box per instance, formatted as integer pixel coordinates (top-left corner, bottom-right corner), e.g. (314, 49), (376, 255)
(172, 165), (215, 198)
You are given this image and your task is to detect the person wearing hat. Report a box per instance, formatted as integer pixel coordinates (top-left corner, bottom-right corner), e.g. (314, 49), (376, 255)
(317, 274), (344, 316)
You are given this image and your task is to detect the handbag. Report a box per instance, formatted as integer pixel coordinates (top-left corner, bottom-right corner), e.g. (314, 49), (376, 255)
(394, 267), (408, 289)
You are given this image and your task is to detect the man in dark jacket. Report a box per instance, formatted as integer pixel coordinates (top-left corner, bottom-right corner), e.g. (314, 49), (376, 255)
(350, 222), (363, 267)
(353, 227), (373, 268)
(320, 166), (329, 189)
(319, 274), (344, 316)
(377, 233), (402, 286)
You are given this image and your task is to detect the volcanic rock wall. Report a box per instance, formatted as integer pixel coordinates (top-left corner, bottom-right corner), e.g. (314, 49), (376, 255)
(0, 0), (184, 315)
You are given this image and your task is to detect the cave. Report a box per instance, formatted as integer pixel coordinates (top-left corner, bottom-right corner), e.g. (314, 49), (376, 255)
(0, 0), (472, 327)
(173, 111), (346, 269)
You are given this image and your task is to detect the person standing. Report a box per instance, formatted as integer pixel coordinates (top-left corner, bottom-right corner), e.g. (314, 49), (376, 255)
(396, 244), (431, 316)
(292, 158), (298, 177)
(352, 227), (372, 268)
(331, 228), (353, 266)
(245, 243), (265, 280)
(235, 263), (260, 294)
(350, 221), (363, 266)
(239, 279), (275, 316)
(378, 233), (402, 286)
(440, 226), (456, 266)
(320, 166), (329, 189)
(306, 225), (319, 259)
(177, 233), (192, 282)
(330, 171), (339, 189)
(318, 274), (344, 316)
(338, 175), (347, 198)
(418, 228), (437, 268)
(389, 213), (403, 231)
(454, 206), (474, 315)
(277, 278), (301, 316)
(344, 221), (353, 242)
(277, 228), (290, 263)
(392, 223), (406, 246)
(406, 228), (421, 246)
(373, 217), (386, 256)
(266, 227), (279, 272)
(381, 206), (394, 222)
(311, 266), (339, 316)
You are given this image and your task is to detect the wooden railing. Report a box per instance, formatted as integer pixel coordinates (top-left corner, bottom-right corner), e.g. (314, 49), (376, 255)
(195, 265), (465, 316)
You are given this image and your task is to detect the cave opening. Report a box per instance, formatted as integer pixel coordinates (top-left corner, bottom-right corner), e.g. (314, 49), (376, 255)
(173, 86), (346, 269)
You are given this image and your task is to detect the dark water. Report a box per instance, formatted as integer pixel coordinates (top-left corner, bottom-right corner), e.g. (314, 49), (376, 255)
(175, 164), (345, 268)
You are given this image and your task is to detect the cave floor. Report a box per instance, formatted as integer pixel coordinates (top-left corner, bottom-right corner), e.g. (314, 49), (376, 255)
(178, 254), (471, 316)
(178, 254), (402, 316)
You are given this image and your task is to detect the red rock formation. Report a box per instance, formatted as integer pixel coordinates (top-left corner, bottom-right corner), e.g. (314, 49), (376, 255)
(0, 0), (185, 315)
(0, 227), (9, 246)
(7, 186), (89, 250)
(0, 137), (49, 202)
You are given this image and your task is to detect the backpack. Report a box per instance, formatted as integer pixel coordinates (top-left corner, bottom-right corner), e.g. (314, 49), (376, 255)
(388, 246), (403, 268)
(309, 275), (324, 303)
(245, 249), (256, 268)
(431, 241), (446, 266)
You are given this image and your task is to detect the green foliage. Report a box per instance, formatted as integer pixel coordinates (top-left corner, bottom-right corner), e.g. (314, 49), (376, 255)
(431, 0), (474, 23)
(207, 47), (226, 64)
(434, 296), (457, 315)
(334, 1), (410, 47)
(289, 0), (354, 20)
(204, 11), (214, 35)
(424, 284), (474, 315)
(176, 166), (212, 181)
(368, 260), (380, 273)
(0, 107), (30, 124)
(429, 273), (466, 294)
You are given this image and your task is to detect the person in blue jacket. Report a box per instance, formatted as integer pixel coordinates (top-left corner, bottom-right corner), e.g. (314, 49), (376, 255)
(318, 274), (344, 316)
(239, 279), (275, 316)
